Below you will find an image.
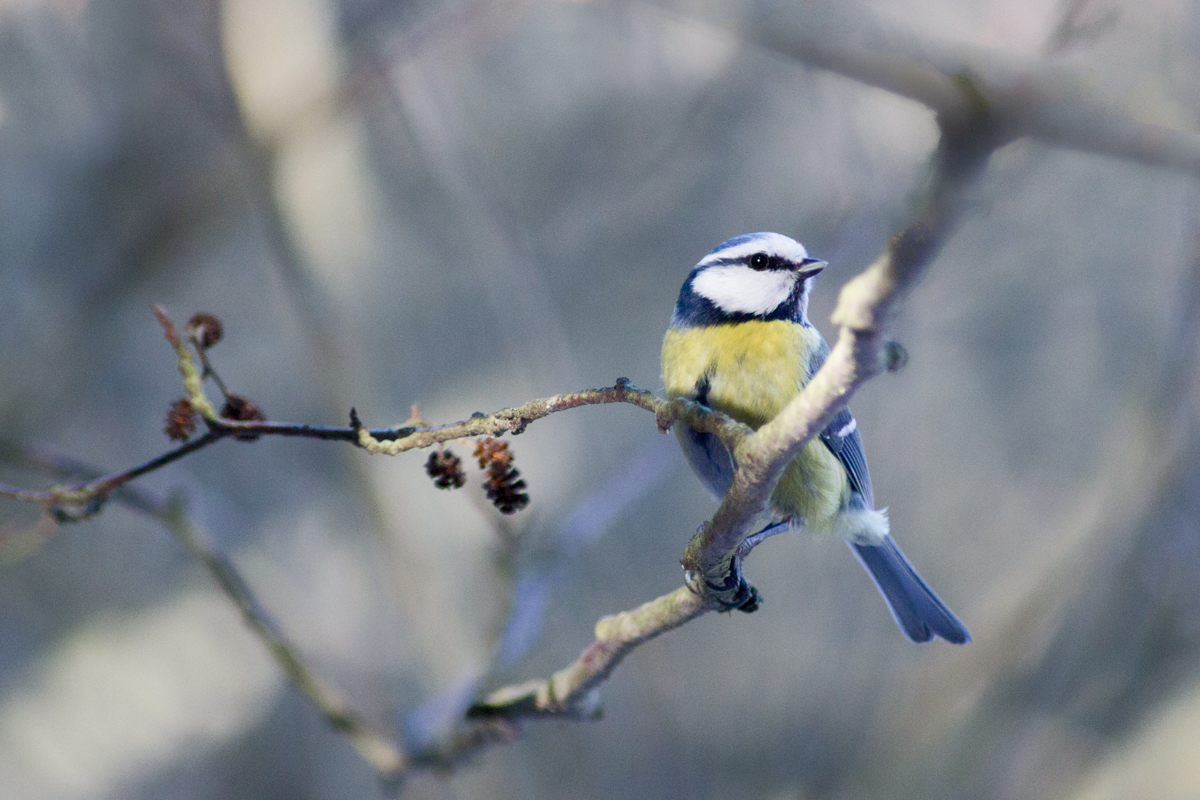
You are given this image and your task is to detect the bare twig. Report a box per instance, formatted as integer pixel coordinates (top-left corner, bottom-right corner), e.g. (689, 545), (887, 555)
(0, 432), (221, 519)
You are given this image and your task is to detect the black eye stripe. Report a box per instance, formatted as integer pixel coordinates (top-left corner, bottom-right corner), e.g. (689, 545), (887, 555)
(700, 251), (806, 270)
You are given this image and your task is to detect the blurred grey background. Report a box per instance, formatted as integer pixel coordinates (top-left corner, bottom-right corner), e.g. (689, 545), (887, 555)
(1, 0), (1199, 798)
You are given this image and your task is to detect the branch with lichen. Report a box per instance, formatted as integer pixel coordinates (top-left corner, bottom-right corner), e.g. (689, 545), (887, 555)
(0, 382), (724, 514)
(0, 105), (998, 750)
(682, 121), (993, 605)
(468, 585), (709, 719)
(0, 304), (740, 526)
(0, 308), (757, 772)
(462, 112), (997, 719)
(4, 0), (1191, 783)
(0, 18), (1006, 767)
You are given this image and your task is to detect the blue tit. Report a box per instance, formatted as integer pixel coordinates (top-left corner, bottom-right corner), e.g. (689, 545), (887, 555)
(661, 232), (970, 644)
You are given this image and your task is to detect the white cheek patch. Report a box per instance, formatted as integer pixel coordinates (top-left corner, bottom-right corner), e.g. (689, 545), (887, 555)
(691, 265), (796, 316)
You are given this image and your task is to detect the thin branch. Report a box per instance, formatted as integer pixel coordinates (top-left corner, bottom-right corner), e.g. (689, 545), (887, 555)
(682, 122), (994, 605)
(352, 379), (718, 454)
(60, 432), (222, 511)
(0, 371), (737, 528)
(6, 0), (1185, 779)
(157, 499), (408, 778)
(468, 585), (709, 719)
(470, 92), (998, 718)
(7, 0), (1112, 755)
(0, 432), (222, 517)
(0, 438), (601, 780)
(0, 442), (407, 779)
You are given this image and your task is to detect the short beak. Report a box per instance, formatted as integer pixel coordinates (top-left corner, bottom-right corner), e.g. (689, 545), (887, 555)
(798, 257), (826, 276)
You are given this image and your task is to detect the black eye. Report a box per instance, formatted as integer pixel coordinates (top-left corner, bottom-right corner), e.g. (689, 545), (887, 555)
(748, 252), (770, 270)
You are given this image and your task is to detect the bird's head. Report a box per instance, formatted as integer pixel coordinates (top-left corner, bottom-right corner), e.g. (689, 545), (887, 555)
(670, 232), (827, 328)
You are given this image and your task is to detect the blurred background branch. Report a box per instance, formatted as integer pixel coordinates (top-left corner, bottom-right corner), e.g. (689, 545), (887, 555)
(1, 0), (1198, 798)
(0, 440), (413, 776)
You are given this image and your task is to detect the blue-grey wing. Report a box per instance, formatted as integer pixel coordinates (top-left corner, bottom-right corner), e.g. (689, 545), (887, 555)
(821, 407), (874, 508)
(808, 334), (875, 508)
(675, 424), (735, 500)
(674, 375), (736, 500)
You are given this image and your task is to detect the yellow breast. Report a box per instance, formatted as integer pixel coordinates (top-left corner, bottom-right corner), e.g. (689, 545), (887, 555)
(662, 320), (849, 531)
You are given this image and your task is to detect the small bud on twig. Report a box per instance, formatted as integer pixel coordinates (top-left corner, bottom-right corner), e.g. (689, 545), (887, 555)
(153, 304), (181, 348)
(473, 437), (529, 514)
(473, 437), (511, 470)
(221, 394), (266, 440)
(425, 449), (467, 489)
(186, 313), (224, 349)
(164, 398), (197, 441)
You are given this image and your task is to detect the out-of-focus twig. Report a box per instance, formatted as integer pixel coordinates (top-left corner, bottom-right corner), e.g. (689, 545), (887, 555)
(402, 436), (678, 752)
(493, 436), (680, 670)
(0, 441), (407, 779)
(0, 432), (221, 521)
(720, 1), (1200, 175)
(1045, 0), (1119, 54)
(866, 185), (1200, 800)
(294, 0), (1200, 181)
(158, 499), (409, 778)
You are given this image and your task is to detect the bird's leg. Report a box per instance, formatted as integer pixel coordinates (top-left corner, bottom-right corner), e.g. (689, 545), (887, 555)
(685, 520), (790, 615)
(738, 520), (791, 556)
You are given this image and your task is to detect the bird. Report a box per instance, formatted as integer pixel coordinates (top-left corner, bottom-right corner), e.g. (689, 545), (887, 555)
(661, 232), (970, 644)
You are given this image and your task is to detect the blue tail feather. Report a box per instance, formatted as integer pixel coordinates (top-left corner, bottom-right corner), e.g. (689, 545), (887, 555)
(849, 535), (970, 644)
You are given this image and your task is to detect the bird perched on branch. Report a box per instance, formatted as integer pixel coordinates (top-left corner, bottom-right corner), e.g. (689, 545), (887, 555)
(661, 232), (969, 644)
